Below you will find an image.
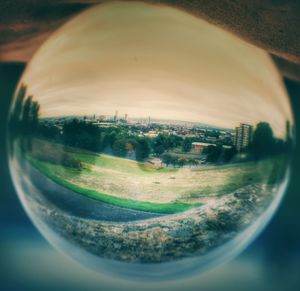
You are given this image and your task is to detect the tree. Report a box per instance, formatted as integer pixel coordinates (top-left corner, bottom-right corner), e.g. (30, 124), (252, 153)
(250, 122), (275, 158)
(9, 86), (41, 140)
(203, 145), (223, 163)
(102, 131), (117, 150)
(152, 134), (182, 156)
(62, 119), (101, 151)
(167, 134), (183, 148)
(21, 95), (33, 134)
(152, 134), (167, 155)
(222, 147), (237, 163)
(38, 124), (61, 140)
(135, 138), (150, 161)
(161, 153), (174, 167)
(182, 138), (192, 152)
(112, 138), (128, 157)
(9, 84), (27, 135)
(206, 130), (220, 138)
(178, 158), (187, 167)
(30, 100), (40, 133)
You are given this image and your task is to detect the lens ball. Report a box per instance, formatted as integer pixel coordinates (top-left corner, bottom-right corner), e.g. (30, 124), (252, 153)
(8, 2), (294, 280)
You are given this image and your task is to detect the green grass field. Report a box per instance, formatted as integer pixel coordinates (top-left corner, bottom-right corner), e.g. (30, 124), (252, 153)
(27, 140), (288, 214)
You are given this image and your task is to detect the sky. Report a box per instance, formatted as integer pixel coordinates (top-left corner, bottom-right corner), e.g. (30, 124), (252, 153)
(20, 1), (293, 137)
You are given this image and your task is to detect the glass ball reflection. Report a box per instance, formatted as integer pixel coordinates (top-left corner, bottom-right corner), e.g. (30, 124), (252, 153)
(8, 2), (294, 280)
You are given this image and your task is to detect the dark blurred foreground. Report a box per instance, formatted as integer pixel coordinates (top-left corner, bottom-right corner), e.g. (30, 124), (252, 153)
(0, 63), (299, 291)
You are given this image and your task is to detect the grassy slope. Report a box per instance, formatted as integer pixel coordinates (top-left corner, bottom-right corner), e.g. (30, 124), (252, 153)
(27, 140), (288, 213)
(72, 151), (175, 175)
(187, 156), (287, 198)
(28, 156), (198, 214)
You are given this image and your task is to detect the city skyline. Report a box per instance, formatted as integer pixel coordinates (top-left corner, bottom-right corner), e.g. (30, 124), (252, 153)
(41, 110), (237, 130)
(40, 110), (289, 137)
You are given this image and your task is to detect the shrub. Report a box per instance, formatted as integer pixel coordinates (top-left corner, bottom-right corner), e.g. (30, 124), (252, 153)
(61, 153), (82, 169)
(30, 141), (82, 170)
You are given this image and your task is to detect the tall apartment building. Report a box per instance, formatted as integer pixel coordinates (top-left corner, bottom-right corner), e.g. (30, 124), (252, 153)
(234, 123), (253, 151)
(114, 110), (118, 122)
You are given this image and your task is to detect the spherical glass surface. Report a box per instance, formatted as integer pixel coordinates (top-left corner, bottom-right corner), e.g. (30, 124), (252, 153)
(8, 2), (294, 280)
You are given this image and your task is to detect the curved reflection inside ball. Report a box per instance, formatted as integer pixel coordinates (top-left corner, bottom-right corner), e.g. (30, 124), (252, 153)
(8, 2), (294, 280)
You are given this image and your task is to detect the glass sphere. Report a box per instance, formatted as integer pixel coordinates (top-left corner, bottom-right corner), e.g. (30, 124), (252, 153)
(8, 2), (294, 280)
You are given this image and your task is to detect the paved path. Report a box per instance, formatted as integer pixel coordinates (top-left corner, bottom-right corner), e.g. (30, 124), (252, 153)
(19, 160), (165, 222)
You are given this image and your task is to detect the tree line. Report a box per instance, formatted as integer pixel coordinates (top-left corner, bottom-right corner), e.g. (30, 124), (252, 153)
(10, 84), (292, 167)
(9, 84), (40, 138)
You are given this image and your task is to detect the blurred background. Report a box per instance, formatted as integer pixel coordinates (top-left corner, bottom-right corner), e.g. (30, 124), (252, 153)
(0, 59), (300, 290)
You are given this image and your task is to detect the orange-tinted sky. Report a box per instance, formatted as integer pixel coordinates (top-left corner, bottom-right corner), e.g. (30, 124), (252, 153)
(20, 2), (293, 136)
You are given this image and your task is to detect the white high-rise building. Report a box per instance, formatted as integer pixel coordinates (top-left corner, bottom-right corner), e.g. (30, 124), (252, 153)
(234, 123), (253, 151)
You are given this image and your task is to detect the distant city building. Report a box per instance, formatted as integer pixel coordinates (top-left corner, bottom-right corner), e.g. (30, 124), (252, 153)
(125, 113), (128, 122)
(114, 110), (118, 121)
(234, 123), (253, 151)
(206, 136), (217, 143)
(99, 115), (107, 121)
(192, 142), (215, 152)
(145, 130), (158, 138)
